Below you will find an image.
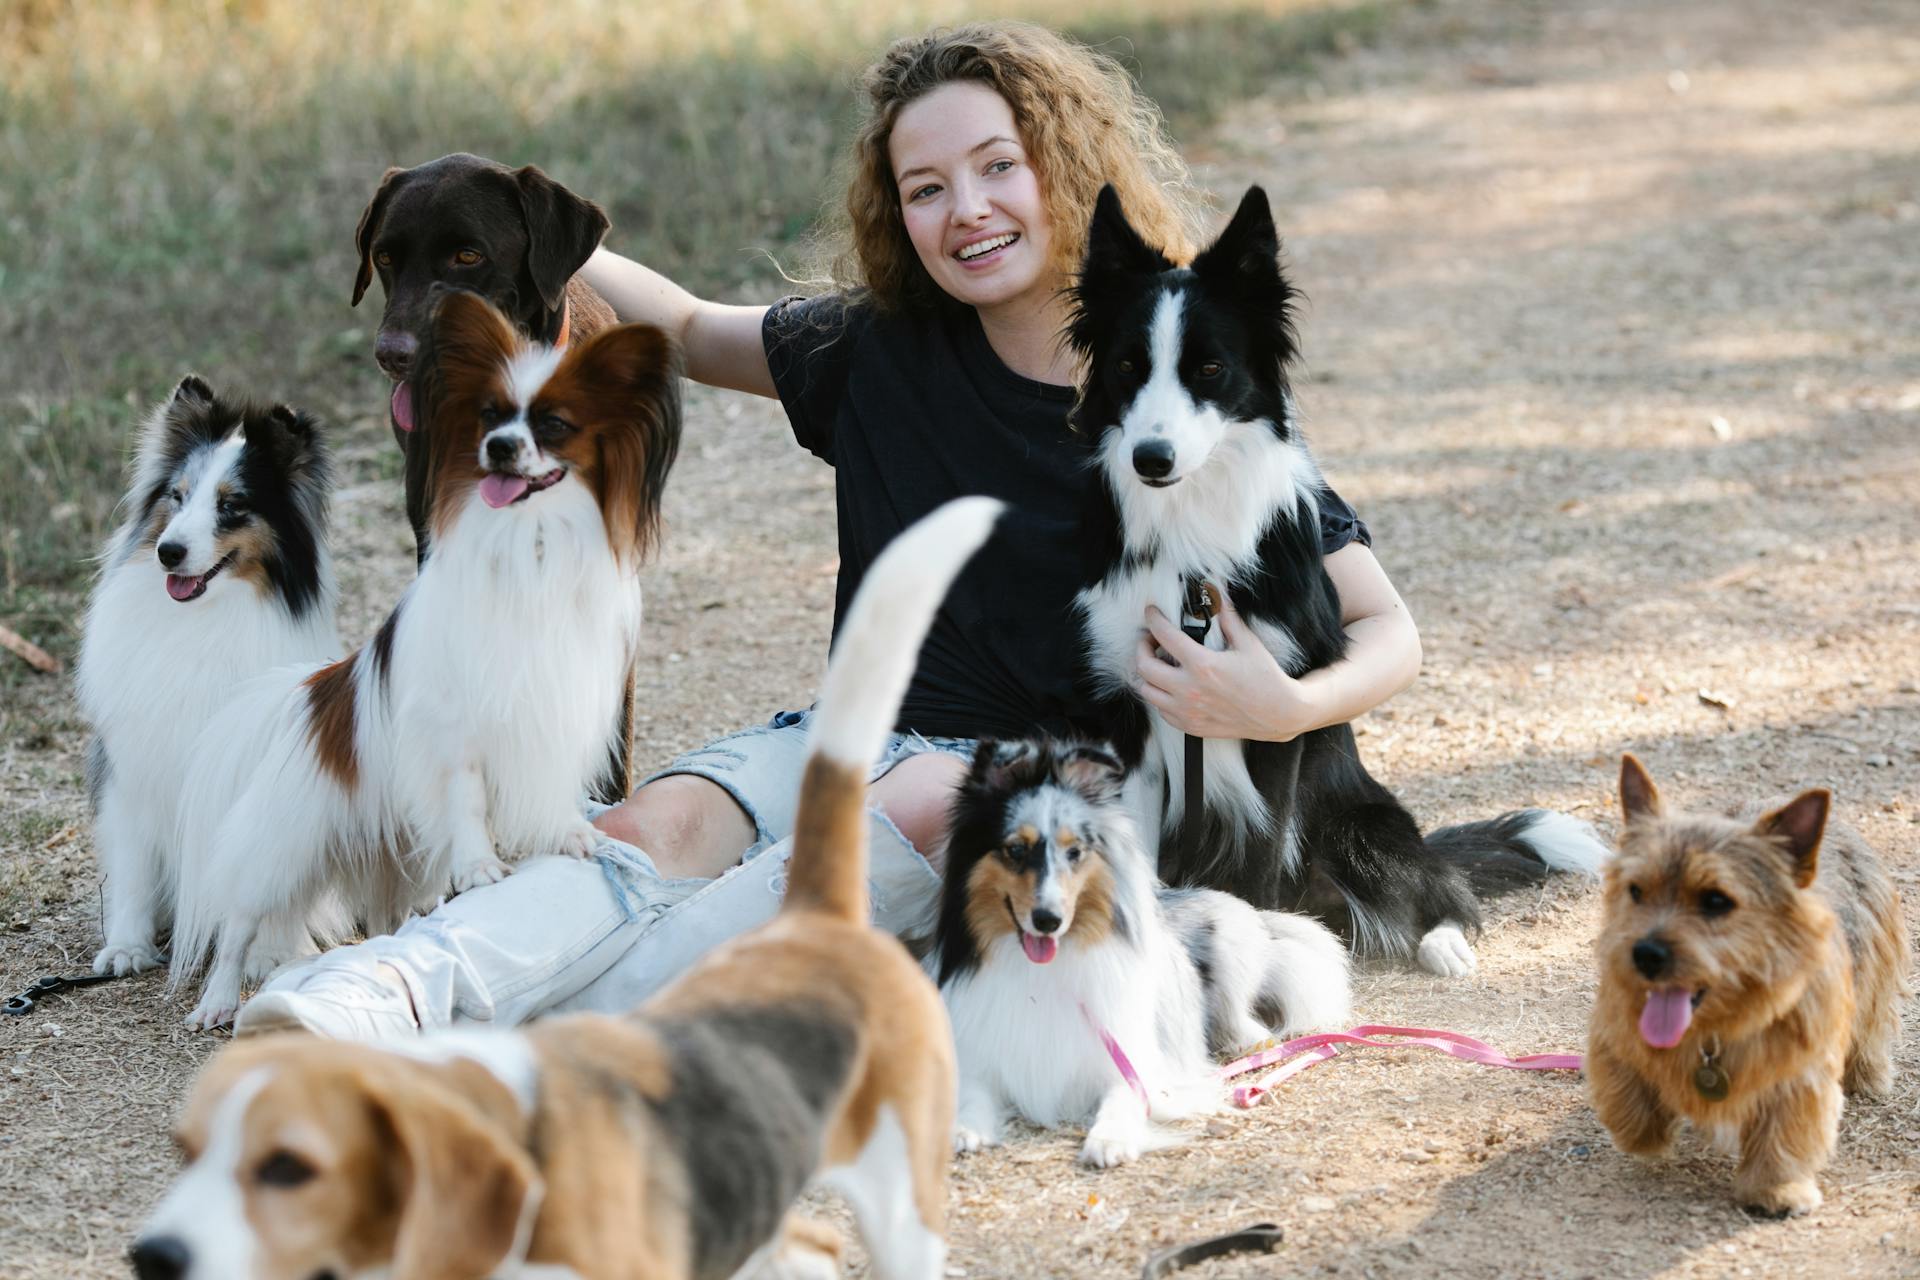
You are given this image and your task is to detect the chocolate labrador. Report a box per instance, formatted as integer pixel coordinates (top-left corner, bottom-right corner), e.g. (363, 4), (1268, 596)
(352, 153), (635, 803)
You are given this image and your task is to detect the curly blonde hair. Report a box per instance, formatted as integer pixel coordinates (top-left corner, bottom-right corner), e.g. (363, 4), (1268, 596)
(818, 21), (1206, 310)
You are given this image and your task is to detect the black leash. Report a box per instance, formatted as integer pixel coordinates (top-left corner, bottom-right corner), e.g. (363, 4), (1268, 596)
(1141, 1223), (1284, 1279)
(1178, 577), (1217, 826)
(4, 971), (119, 1016)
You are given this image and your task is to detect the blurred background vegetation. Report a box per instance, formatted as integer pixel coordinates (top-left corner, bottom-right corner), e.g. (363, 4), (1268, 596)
(0, 0), (1393, 659)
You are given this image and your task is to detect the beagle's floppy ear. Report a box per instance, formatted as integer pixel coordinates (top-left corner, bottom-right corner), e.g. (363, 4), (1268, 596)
(353, 165), (409, 307)
(369, 1072), (541, 1280)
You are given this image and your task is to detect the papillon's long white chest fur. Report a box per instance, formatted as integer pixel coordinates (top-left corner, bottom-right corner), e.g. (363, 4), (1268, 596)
(77, 378), (339, 977)
(170, 291), (682, 1029)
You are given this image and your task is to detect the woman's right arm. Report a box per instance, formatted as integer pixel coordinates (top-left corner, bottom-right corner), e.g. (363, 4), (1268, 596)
(578, 248), (775, 398)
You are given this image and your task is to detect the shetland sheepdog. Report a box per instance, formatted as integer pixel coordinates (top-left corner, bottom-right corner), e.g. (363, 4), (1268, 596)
(77, 377), (340, 977)
(1067, 184), (1606, 978)
(170, 289), (681, 1029)
(934, 739), (1352, 1166)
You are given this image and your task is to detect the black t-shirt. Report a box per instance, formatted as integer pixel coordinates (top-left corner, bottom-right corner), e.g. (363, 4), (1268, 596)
(762, 294), (1371, 742)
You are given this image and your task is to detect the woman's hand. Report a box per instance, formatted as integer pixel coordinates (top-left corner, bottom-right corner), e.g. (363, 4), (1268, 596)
(1135, 591), (1324, 742)
(1133, 544), (1423, 743)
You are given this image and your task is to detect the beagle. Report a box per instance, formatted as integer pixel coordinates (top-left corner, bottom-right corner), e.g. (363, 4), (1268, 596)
(132, 497), (1002, 1280)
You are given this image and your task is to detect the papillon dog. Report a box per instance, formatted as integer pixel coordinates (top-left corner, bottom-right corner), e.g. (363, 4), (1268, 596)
(1068, 184), (1606, 977)
(170, 288), (682, 1029)
(934, 739), (1352, 1166)
(77, 377), (340, 978)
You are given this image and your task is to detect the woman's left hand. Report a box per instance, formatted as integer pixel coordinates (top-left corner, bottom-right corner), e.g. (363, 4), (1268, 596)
(1136, 589), (1321, 742)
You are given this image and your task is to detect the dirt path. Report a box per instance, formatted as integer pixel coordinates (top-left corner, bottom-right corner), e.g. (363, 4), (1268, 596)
(4, 0), (1917, 1275)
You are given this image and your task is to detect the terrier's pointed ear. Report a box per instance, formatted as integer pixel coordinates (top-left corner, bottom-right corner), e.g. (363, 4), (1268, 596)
(1191, 186), (1280, 282)
(1619, 754), (1663, 823)
(1083, 184), (1172, 278)
(1754, 789), (1830, 889)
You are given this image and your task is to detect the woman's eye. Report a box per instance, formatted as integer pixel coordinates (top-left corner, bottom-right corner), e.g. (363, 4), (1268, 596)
(909, 184), (940, 202)
(453, 248), (483, 267)
(986, 158), (1014, 175)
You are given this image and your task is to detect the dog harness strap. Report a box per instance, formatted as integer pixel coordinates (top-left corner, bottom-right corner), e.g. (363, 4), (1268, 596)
(1178, 577), (1215, 825)
(1217, 1024), (1584, 1108)
(1139, 1223), (1284, 1279)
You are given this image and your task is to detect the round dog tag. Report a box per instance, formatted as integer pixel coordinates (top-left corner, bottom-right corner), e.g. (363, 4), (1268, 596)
(1693, 1063), (1731, 1102)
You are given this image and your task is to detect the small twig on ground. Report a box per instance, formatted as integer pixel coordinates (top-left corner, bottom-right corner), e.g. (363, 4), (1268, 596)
(0, 622), (62, 674)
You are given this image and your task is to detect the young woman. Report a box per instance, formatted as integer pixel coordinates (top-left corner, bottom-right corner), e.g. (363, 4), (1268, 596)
(238, 21), (1420, 1038)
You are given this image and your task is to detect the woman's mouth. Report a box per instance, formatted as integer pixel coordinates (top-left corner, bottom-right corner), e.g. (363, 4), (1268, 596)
(955, 232), (1019, 265)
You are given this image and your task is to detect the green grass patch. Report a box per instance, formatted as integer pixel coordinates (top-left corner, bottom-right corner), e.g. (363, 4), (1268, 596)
(1, 0), (1398, 624)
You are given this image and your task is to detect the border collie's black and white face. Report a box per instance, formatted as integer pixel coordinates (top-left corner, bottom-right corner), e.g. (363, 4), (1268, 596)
(1067, 185), (1301, 491)
(125, 376), (330, 615)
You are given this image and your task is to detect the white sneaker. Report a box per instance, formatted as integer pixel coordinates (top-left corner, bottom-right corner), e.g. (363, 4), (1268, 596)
(234, 958), (420, 1040)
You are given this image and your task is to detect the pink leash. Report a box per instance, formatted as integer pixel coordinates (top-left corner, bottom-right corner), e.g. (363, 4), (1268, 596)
(1218, 1023), (1584, 1108)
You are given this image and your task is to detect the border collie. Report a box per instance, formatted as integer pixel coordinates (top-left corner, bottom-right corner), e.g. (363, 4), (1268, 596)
(1067, 185), (1605, 977)
(77, 377), (340, 977)
(935, 739), (1352, 1166)
(169, 289), (682, 1029)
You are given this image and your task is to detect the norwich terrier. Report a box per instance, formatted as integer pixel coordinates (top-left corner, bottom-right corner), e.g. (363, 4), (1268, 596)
(1587, 754), (1911, 1217)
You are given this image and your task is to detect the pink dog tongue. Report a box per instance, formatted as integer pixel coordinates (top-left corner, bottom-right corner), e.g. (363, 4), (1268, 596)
(391, 382), (415, 432)
(165, 573), (204, 601)
(479, 473), (529, 508)
(1021, 932), (1058, 964)
(1640, 988), (1694, 1048)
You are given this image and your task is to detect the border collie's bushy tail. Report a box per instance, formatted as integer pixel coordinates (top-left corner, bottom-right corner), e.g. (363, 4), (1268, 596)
(782, 497), (1004, 922)
(1426, 808), (1608, 896)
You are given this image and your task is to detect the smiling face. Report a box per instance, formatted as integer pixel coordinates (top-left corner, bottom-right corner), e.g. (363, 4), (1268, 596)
(417, 289), (682, 565)
(1600, 757), (1838, 1050)
(889, 81), (1057, 317)
(132, 376), (330, 613)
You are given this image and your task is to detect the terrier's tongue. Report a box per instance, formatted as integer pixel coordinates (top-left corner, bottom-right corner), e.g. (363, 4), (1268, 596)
(391, 382), (415, 432)
(166, 573), (203, 601)
(1020, 932), (1058, 964)
(479, 473), (529, 508)
(1639, 988), (1694, 1048)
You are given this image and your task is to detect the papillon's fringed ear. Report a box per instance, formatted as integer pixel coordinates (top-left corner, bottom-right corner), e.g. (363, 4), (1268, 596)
(352, 165), (408, 307)
(566, 321), (683, 566)
(1054, 741), (1126, 803)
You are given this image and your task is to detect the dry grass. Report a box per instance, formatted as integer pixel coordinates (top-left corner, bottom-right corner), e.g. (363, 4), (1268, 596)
(4, 0), (1919, 1276)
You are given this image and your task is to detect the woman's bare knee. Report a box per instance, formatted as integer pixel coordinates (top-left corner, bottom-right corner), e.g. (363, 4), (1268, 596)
(592, 775), (755, 878)
(870, 753), (969, 868)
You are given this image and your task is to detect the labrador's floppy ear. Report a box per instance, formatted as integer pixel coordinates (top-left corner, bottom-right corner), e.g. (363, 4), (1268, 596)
(353, 165), (410, 307)
(366, 1068), (541, 1280)
(514, 164), (610, 313)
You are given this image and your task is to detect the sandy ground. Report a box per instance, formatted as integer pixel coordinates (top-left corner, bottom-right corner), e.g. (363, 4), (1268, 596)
(4, 0), (1918, 1275)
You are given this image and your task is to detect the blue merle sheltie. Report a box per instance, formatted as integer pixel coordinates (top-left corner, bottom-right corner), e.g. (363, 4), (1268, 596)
(1066, 184), (1606, 978)
(935, 739), (1352, 1167)
(76, 376), (340, 977)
